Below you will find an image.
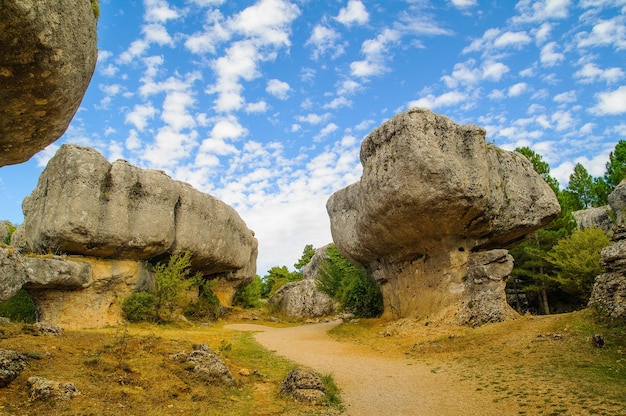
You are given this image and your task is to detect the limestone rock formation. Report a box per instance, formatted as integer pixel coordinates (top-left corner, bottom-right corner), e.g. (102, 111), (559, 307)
(0, 1), (97, 166)
(269, 245), (335, 318)
(589, 225), (626, 321)
(327, 108), (560, 323)
(13, 144), (258, 305)
(573, 206), (614, 234)
(171, 344), (234, 385)
(27, 376), (80, 401)
(280, 368), (326, 403)
(0, 348), (28, 388)
(269, 279), (334, 318)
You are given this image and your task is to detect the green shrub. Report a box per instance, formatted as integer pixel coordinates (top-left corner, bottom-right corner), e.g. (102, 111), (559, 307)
(122, 292), (156, 322)
(0, 289), (37, 323)
(183, 285), (221, 320)
(233, 275), (263, 308)
(317, 245), (383, 318)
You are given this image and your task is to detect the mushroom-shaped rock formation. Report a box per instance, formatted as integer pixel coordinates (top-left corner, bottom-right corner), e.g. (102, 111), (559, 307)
(327, 108), (560, 324)
(0, 1), (97, 166)
(12, 144), (257, 306)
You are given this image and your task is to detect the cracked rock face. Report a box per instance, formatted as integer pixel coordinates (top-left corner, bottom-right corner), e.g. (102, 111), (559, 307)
(327, 108), (560, 323)
(0, 1), (97, 166)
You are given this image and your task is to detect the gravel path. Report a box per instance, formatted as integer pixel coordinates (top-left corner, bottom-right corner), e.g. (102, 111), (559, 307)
(227, 320), (512, 416)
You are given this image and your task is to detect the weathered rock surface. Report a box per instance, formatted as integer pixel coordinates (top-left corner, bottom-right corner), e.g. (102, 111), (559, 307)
(27, 376), (79, 401)
(280, 368), (326, 402)
(589, 225), (626, 321)
(608, 180), (626, 226)
(327, 108), (560, 323)
(269, 279), (335, 318)
(171, 344), (234, 385)
(13, 144), (257, 305)
(456, 250), (518, 326)
(0, 248), (30, 302)
(0, 221), (12, 243)
(0, 348), (28, 388)
(0, 1), (97, 166)
(573, 206), (614, 234)
(302, 244), (331, 281)
(27, 258), (152, 329)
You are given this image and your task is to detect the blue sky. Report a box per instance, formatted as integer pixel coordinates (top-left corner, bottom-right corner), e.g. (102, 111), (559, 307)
(1, 0), (625, 275)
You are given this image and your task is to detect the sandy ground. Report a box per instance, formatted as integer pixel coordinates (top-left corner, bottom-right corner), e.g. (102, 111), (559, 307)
(227, 320), (511, 416)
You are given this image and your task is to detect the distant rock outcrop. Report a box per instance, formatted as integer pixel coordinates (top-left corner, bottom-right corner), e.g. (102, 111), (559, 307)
(587, 181), (626, 321)
(269, 279), (334, 318)
(269, 245), (335, 318)
(2, 145), (257, 327)
(0, 1), (97, 166)
(327, 108), (560, 324)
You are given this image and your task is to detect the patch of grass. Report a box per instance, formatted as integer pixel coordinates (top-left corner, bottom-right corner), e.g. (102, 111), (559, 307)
(0, 321), (342, 415)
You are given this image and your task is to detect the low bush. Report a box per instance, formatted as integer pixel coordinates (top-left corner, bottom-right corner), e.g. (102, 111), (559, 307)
(0, 289), (37, 323)
(121, 292), (156, 323)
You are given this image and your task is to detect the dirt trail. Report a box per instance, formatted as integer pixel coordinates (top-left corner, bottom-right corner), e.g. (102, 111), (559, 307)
(227, 320), (511, 416)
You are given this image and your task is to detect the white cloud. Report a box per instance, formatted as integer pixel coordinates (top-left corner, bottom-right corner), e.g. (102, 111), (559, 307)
(494, 31), (533, 49)
(323, 96), (352, 109)
(576, 16), (626, 50)
(227, 0), (300, 46)
(553, 90), (577, 103)
(508, 82), (529, 96)
(296, 113), (331, 125)
(245, 101), (268, 113)
(551, 110), (575, 131)
(540, 41), (565, 66)
(142, 23), (174, 46)
(184, 10), (230, 54)
(534, 22), (553, 44)
(266, 79), (291, 100)
(335, 0), (369, 27)
(144, 0), (180, 23)
(408, 91), (468, 109)
(350, 29), (401, 78)
(314, 123), (339, 142)
(513, 0), (572, 23)
(125, 103), (158, 131)
(450, 0), (477, 8)
(118, 39), (150, 64)
(306, 25), (345, 60)
(591, 85), (626, 115)
(574, 63), (625, 84)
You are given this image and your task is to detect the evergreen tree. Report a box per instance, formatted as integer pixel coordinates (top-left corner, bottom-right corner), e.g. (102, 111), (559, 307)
(546, 228), (610, 304)
(294, 244), (316, 273)
(604, 139), (626, 189)
(567, 163), (595, 209)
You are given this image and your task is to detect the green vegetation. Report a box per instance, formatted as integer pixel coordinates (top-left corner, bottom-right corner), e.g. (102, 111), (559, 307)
(2, 221), (15, 245)
(233, 275), (263, 309)
(91, 0), (100, 19)
(546, 228), (611, 304)
(121, 252), (206, 323)
(0, 289), (37, 323)
(510, 141), (625, 314)
(317, 244), (383, 318)
(259, 244), (315, 298)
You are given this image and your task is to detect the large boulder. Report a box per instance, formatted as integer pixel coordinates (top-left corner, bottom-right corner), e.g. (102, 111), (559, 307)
(0, 1), (97, 166)
(327, 108), (560, 323)
(13, 144), (258, 300)
(269, 279), (334, 318)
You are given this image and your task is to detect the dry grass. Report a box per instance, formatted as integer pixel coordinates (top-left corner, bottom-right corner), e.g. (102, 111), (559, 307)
(1, 309), (625, 416)
(0, 315), (338, 416)
(330, 310), (626, 416)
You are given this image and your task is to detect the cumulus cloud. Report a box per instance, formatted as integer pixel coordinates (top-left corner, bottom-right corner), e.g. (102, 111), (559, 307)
(450, 0), (477, 8)
(408, 91), (468, 109)
(125, 103), (158, 130)
(350, 29), (401, 78)
(335, 0), (369, 27)
(266, 79), (291, 100)
(576, 16), (626, 50)
(513, 0), (571, 23)
(574, 63), (625, 84)
(306, 25), (345, 60)
(540, 42), (565, 66)
(591, 85), (626, 115)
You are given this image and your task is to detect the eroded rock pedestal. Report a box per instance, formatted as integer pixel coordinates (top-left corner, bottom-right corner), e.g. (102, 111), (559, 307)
(327, 108), (560, 325)
(2, 145), (257, 327)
